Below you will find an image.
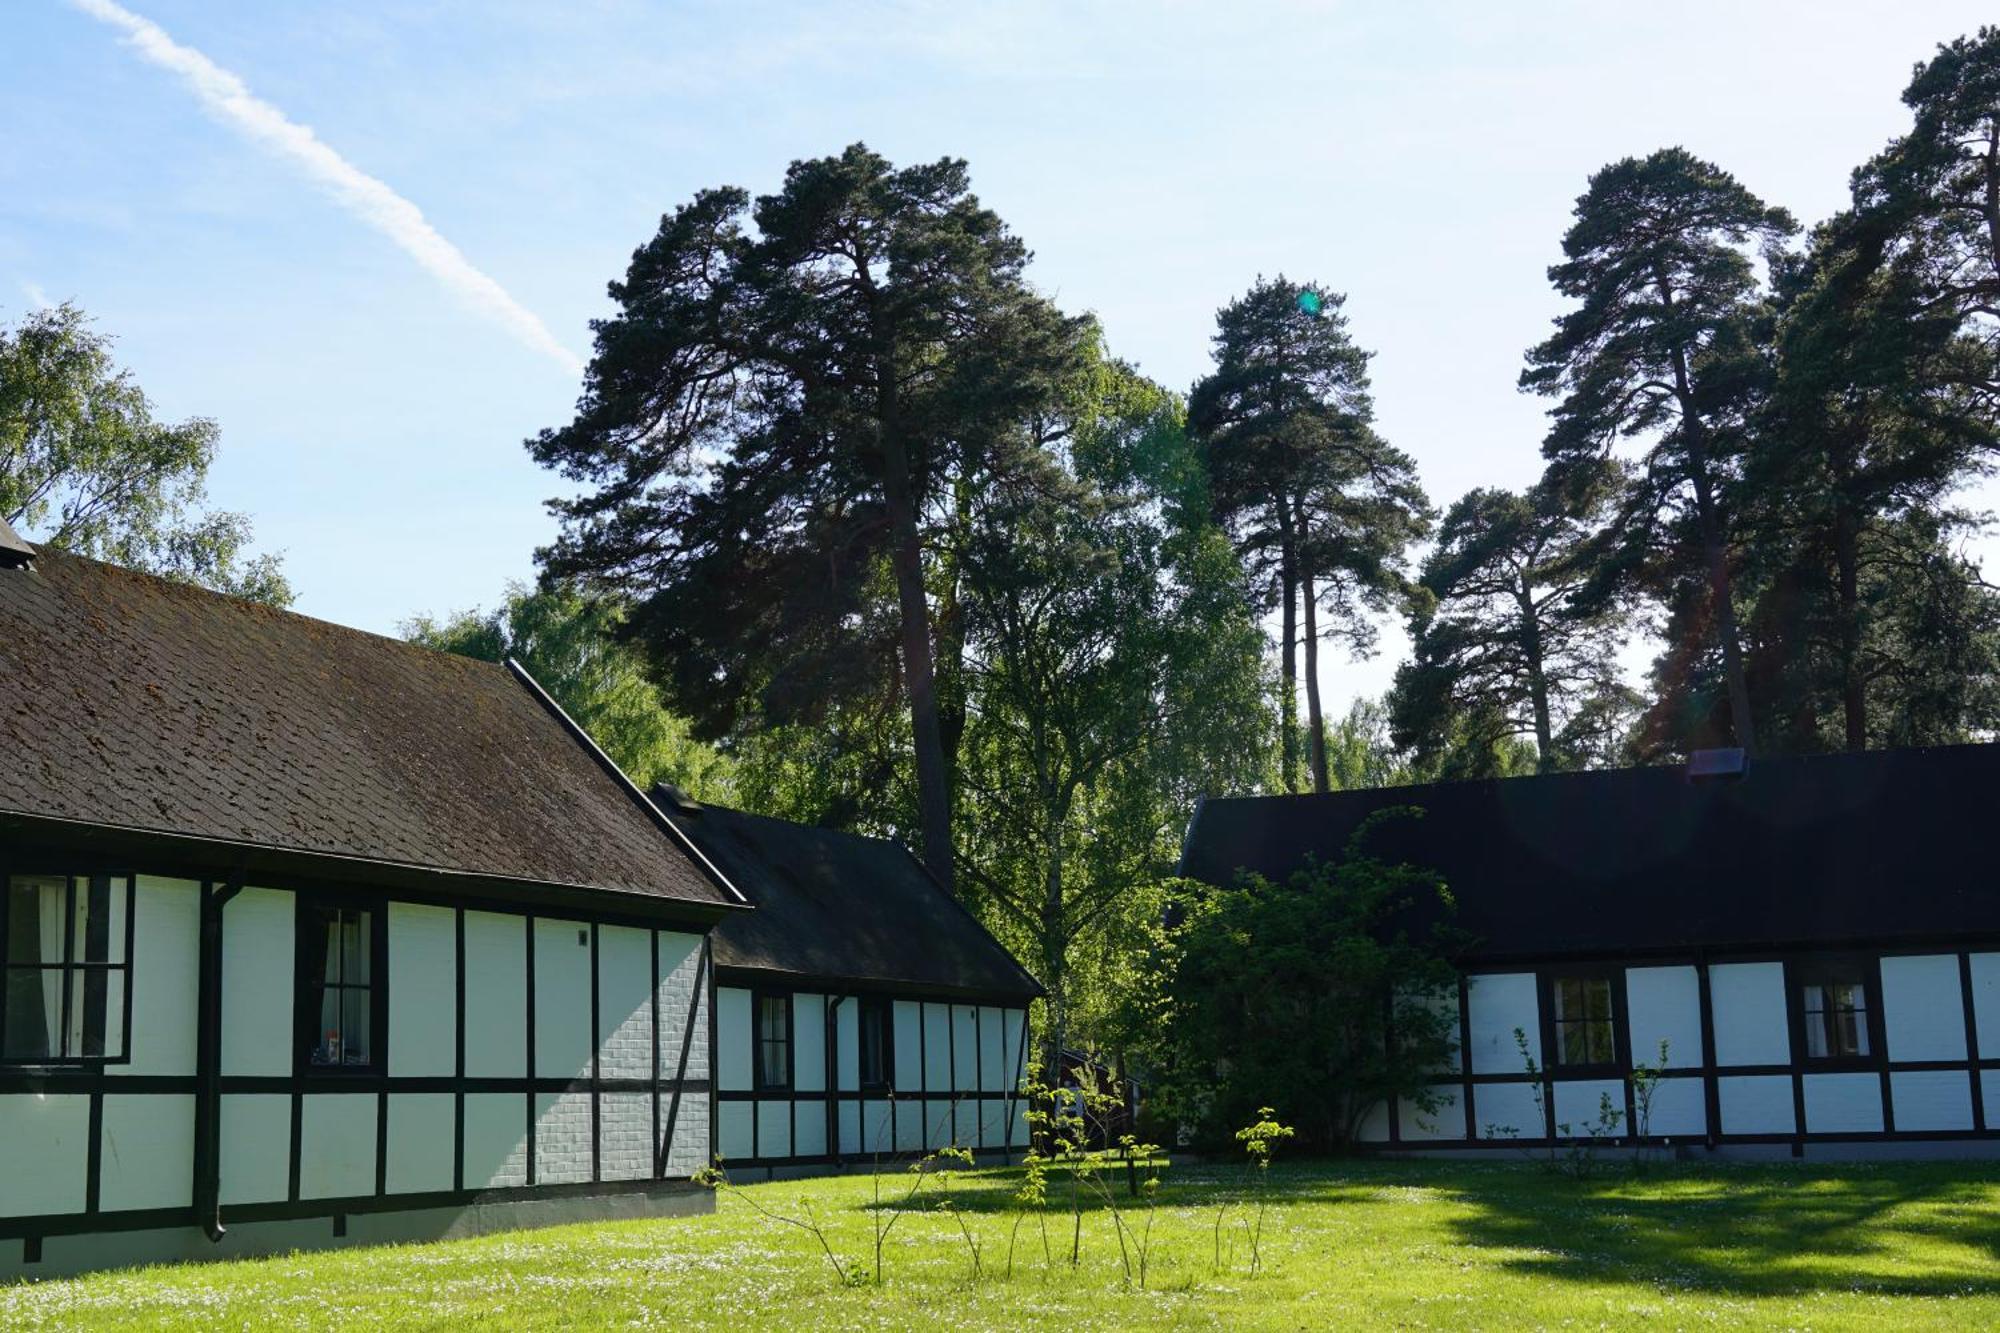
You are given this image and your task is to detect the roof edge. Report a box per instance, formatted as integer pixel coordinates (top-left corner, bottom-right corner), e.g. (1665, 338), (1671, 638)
(891, 839), (1047, 999)
(502, 657), (750, 908)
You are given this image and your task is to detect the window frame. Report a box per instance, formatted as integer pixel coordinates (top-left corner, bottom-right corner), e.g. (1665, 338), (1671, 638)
(857, 994), (896, 1092)
(1542, 969), (1624, 1074)
(0, 868), (137, 1069)
(1793, 960), (1880, 1069)
(293, 890), (389, 1078)
(753, 989), (793, 1091)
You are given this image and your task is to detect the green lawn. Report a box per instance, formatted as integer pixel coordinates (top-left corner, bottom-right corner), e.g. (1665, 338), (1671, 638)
(8, 1157), (2000, 1329)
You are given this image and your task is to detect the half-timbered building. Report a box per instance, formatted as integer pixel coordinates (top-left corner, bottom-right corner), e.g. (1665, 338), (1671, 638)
(659, 799), (1041, 1175)
(0, 530), (1038, 1275)
(1179, 746), (2000, 1157)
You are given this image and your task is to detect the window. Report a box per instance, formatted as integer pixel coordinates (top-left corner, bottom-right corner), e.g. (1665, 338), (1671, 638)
(756, 993), (791, 1089)
(1, 873), (133, 1065)
(298, 898), (383, 1072)
(1802, 978), (1871, 1059)
(1550, 975), (1616, 1067)
(858, 996), (895, 1090)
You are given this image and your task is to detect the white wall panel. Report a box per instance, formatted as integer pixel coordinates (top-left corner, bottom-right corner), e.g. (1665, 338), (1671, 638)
(924, 1097), (956, 1149)
(1003, 1009), (1027, 1090)
(533, 1089), (594, 1184)
(978, 1095), (1005, 1148)
(834, 996), (860, 1092)
(793, 1101), (828, 1157)
(979, 1007), (1006, 1091)
(794, 994), (827, 1093)
(1892, 1070), (1974, 1132)
(1355, 1099), (1388, 1143)
(717, 1101), (754, 1162)
(1972, 955), (2000, 1059)
(389, 902), (456, 1077)
(219, 1093), (291, 1204)
(1639, 1077), (1706, 1139)
(1471, 1082), (1541, 1139)
(1399, 1086), (1465, 1141)
(0, 1094), (88, 1216)
(463, 911), (526, 1078)
(1803, 1073), (1882, 1133)
(1709, 963), (1790, 1066)
(1880, 955), (1967, 1062)
(596, 925), (654, 1081)
(120, 876), (199, 1077)
(756, 1100), (792, 1159)
(534, 918), (592, 1079)
(717, 988), (753, 1092)
(1625, 966), (1704, 1068)
(1984, 1071), (2000, 1124)
(838, 1100), (864, 1156)
(893, 1000), (922, 1092)
(221, 887), (293, 1076)
(1553, 1079), (1626, 1136)
(385, 1093), (454, 1194)
(462, 1093), (529, 1189)
(656, 932), (706, 1081)
(923, 1004), (951, 1090)
(99, 1093), (195, 1211)
(952, 1005), (978, 1091)
(599, 1091), (653, 1181)
(893, 1096), (923, 1152)
(662, 1091), (709, 1177)
(300, 1093), (376, 1199)
(1466, 973), (1539, 1073)
(1718, 1075), (1794, 1134)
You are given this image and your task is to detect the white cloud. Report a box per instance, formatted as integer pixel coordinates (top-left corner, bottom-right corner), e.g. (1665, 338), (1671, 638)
(21, 283), (54, 310)
(68, 0), (584, 375)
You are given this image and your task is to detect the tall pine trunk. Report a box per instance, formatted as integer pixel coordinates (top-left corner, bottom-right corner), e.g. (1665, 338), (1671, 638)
(1301, 564), (1328, 793)
(1669, 343), (1756, 753)
(1277, 503), (1301, 793)
(1834, 505), (1866, 751)
(1519, 583), (1556, 771)
(875, 340), (955, 893)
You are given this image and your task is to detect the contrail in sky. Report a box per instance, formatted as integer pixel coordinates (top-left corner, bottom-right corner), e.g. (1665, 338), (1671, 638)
(68, 0), (585, 375)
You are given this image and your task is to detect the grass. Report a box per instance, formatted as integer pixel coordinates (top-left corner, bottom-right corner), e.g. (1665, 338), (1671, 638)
(7, 1156), (2000, 1329)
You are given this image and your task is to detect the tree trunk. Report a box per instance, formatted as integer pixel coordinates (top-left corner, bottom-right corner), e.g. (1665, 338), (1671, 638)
(1669, 343), (1756, 753)
(1301, 563), (1329, 793)
(875, 354), (956, 893)
(1834, 504), (1866, 751)
(1036, 827), (1067, 1088)
(1277, 504), (1300, 793)
(1519, 582), (1556, 771)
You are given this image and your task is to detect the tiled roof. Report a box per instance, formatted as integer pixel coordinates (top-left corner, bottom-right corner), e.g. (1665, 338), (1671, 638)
(662, 801), (1042, 1000)
(1179, 744), (2000, 960)
(0, 551), (734, 906)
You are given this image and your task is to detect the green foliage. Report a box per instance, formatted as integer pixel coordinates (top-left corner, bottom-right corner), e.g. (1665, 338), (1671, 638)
(1189, 275), (1429, 794)
(403, 582), (734, 800)
(528, 142), (1092, 890)
(1132, 808), (1461, 1151)
(1, 302), (289, 605)
(1391, 486), (1638, 772)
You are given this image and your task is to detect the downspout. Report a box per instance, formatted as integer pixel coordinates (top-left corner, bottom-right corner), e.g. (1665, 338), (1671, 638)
(193, 872), (244, 1242)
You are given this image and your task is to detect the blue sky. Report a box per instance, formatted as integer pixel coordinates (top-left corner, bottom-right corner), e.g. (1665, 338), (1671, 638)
(5, 1), (1997, 709)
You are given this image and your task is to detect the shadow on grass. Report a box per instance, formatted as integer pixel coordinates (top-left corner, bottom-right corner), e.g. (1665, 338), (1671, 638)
(1433, 1157), (2000, 1298)
(847, 1157), (2000, 1298)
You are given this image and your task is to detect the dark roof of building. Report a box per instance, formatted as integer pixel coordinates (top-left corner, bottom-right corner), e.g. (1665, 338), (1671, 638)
(0, 551), (738, 908)
(0, 515), (33, 568)
(659, 799), (1043, 1001)
(1179, 744), (2000, 961)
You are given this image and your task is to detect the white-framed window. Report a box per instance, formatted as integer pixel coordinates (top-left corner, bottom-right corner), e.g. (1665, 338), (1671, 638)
(1, 872), (134, 1065)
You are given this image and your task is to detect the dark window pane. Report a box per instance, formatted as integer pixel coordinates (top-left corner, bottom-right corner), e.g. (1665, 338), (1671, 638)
(344, 911), (371, 986)
(342, 989), (372, 1066)
(3, 969), (57, 1061)
(312, 987), (342, 1066)
(6, 876), (65, 965)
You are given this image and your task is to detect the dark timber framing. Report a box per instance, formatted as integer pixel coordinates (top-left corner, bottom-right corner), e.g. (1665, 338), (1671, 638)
(0, 843), (721, 1252)
(1380, 941), (2000, 1153)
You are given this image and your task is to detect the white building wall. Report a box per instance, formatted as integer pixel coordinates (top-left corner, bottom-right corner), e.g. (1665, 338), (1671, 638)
(0, 1094), (89, 1217)
(1803, 1073), (1883, 1133)
(1553, 1079), (1626, 1134)
(1718, 1075), (1795, 1134)
(1880, 955), (1967, 1062)
(1472, 1082), (1541, 1139)
(300, 1093), (376, 1199)
(1625, 966), (1704, 1068)
(219, 1094), (291, 1204)
(534, 917), (592, 1080)
(221, 886), (293, 1076)
(892, 1000), (922, 1092)
(463, 911), (526, 1078)
(1466, 973), (1539, 1073)
(533, 1089), (596, 1185)
(1892, 1070), (1974, 1132)
(119, 876), (200, 1078)
(1971, 954), (2000, 1058)
(1641, 1078), (1706, 1138)
(389, 902), (456, 1076)
(462, 1093), (529, 1189)
(100, 1093), (196, 1211)
(657, 932), (707, 1081)
(793, 994), (826, 1093)
(716, 987), (753, 1092)
(1400, 1087), (1466, 1141)
(596, 925), (654, 1081)
(386, 1093), (455, 1194)
(1709, 963), (1790, 1066)
(922, 1004), (951, 1090)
